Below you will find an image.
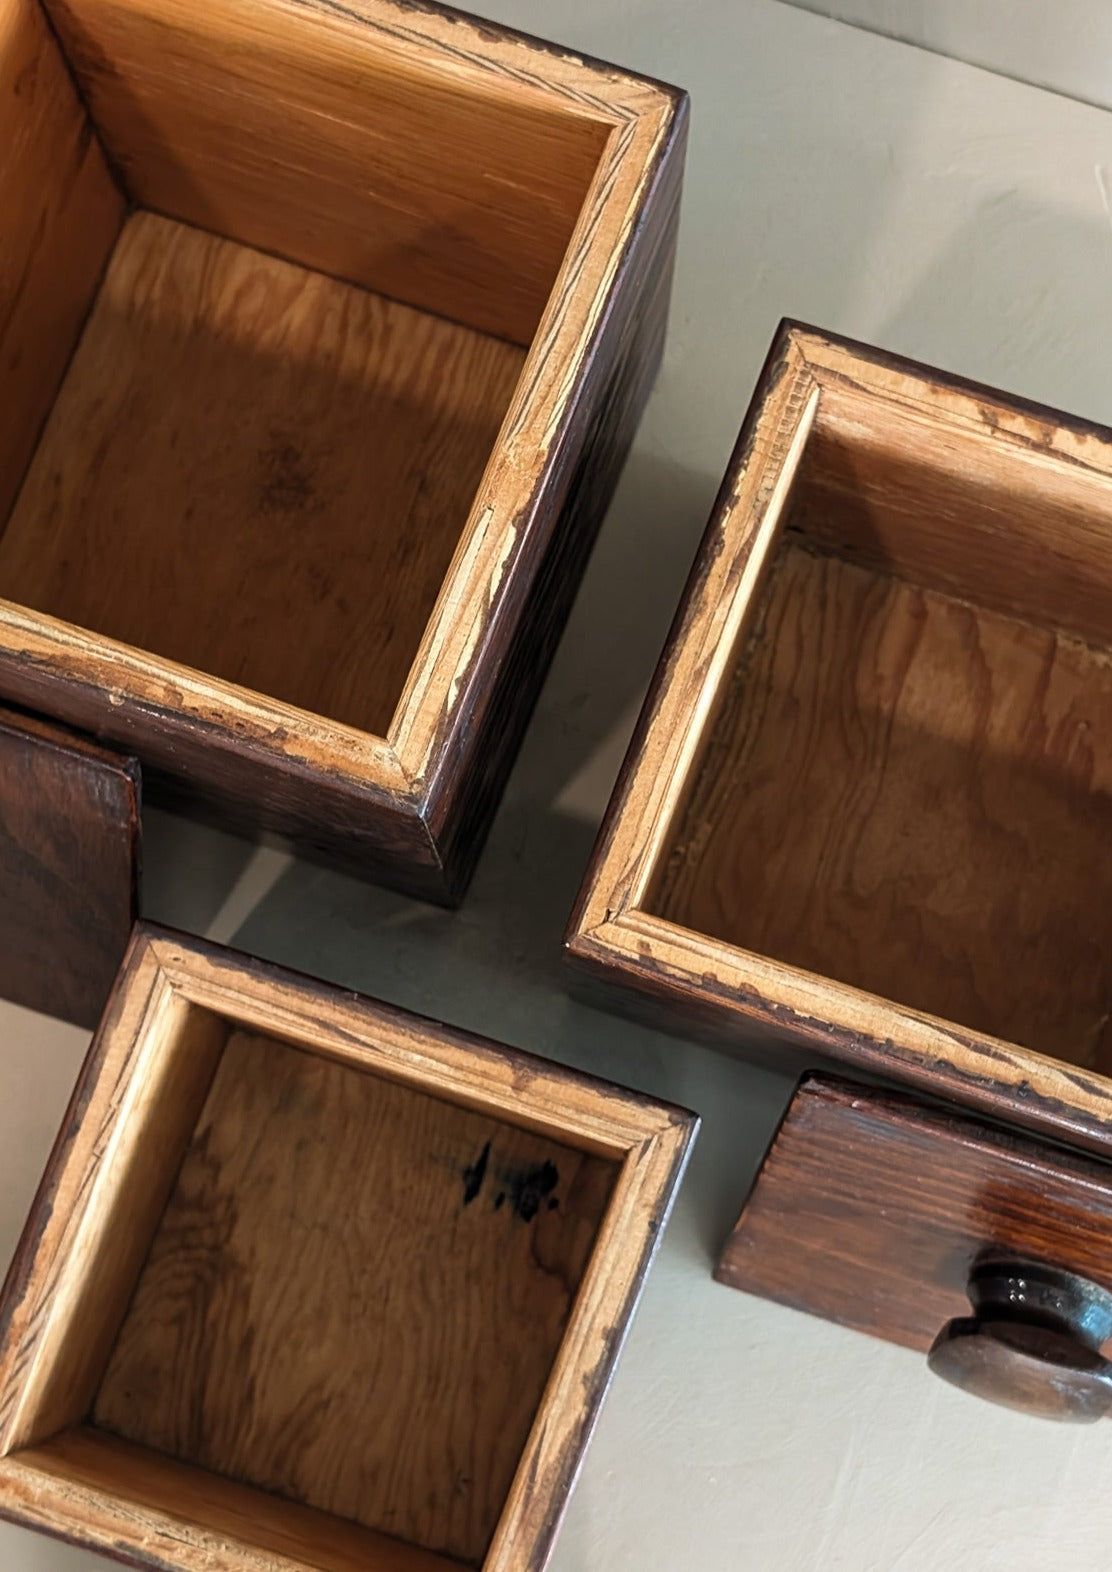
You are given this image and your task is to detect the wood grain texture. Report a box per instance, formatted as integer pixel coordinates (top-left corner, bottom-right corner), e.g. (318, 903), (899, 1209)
(568, 321), (1112, 1153)
(0, 706), (139, 1027)
(40, 0), (610, 346)
(94, 1028), (616, 1565)
(717, 1075), (1112, 1361)
(3, 1427), (462, 1572)
(0, 926), (696, 1571)
(0, 211), (524, 738)
(0, 0), (124, 525)
(653, 541), (1112, 1068)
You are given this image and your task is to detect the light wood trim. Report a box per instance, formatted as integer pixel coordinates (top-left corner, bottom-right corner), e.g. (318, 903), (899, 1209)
(0, 1427), (463, 1572)
(391, 101), (679, 790)
(486, 1128), (688, 1569)
(583, 909), (1112, 1149)
(0, 602), (411, 796)
(573, 337), (819, 934)
(0, 961), (228, 1451)
(148, 930), (686, 1159)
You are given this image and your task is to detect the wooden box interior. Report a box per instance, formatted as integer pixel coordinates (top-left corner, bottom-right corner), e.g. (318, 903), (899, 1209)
(0, 0), (611, 735)
(649, 379), (1112, 1073)
(10, 1001), (618, 1570)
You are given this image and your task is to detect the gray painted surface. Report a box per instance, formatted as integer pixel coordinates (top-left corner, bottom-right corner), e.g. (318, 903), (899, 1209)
(785, 0), (1112, 110)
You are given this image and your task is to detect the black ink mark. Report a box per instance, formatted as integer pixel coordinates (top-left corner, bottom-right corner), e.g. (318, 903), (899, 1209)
(462, 1141), (491, 1206)
(508, 1160), (559, 1223)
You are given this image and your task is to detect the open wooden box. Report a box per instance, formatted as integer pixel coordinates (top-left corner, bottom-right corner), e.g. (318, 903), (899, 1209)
(0, 0), (686, 903)
(569, 323), (1112, 1153)
(0, 926), (695, 1570)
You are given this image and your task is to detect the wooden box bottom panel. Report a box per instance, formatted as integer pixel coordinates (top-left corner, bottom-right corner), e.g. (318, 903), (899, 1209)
(0, 706), (138, 1027)
(0, 212), (523, 741)
(717, 1075), (1112, 1357)
(0, 927), (696, 1571)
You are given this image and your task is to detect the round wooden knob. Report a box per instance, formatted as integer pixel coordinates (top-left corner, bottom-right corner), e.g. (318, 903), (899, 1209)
(928, 1259), (1112, 1422)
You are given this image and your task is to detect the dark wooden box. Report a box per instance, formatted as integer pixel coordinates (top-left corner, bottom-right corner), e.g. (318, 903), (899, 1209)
(0, 706), (138, 1026)
(0, 0), (686, 904)
(0, 925), (696, 1569)
(568, 322), (1112, 1156)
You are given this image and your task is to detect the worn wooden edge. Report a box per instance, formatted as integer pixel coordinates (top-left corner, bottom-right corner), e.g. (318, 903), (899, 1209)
(0, 922), (696, 1569)
(0, 604), (411, 797)
(565, 316), (1112, 1150)
(0, 0), (685, 905)
(143, 925), (697, 1156)
(0, 1429), (463, 1572)
(571, 911), (1112, 1160)
(392, 84), (687, 800)
(423, 98), (687, 901)
(566, 322), (818, 939)
(487, 1107), (696, 1570)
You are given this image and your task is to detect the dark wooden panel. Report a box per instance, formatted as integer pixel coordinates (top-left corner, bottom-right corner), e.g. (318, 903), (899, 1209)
(0, 708), (139, 1028)
(717, 1075), (1112, 1356)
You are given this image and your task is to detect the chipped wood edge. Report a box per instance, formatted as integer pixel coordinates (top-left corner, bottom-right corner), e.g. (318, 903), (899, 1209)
(566, 319), (1112, 1155)
(0, 923), (697, 1572)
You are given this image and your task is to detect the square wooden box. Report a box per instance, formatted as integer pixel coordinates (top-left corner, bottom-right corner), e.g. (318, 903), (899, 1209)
(0, 705), (138, 1027)
(0, 0), (686, 903)
(568, 322), (1112, 1155)
(0, 926), (696, 1570)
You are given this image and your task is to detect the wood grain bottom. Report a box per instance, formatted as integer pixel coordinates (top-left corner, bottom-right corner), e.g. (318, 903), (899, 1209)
(652, 540), (1112, 1069)
(92, 1029), (617, 1566)
(0, 211), (525, 737)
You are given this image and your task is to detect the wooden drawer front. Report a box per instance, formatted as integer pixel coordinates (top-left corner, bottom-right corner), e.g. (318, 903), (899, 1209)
(0, 707), (138, 1028)
(718, 1077), (1112, 1405)
(0, 926), (697, 1572)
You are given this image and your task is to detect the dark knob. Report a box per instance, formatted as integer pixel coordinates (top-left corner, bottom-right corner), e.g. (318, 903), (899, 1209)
(928, 1259), (1112, 1422)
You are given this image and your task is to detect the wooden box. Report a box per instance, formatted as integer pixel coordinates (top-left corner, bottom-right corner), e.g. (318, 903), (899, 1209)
(0, 706), (138, 1026)
(568, 322), (1112, 1155)
(0, 925), (696, 1570)
(0, 0), (686, 904)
